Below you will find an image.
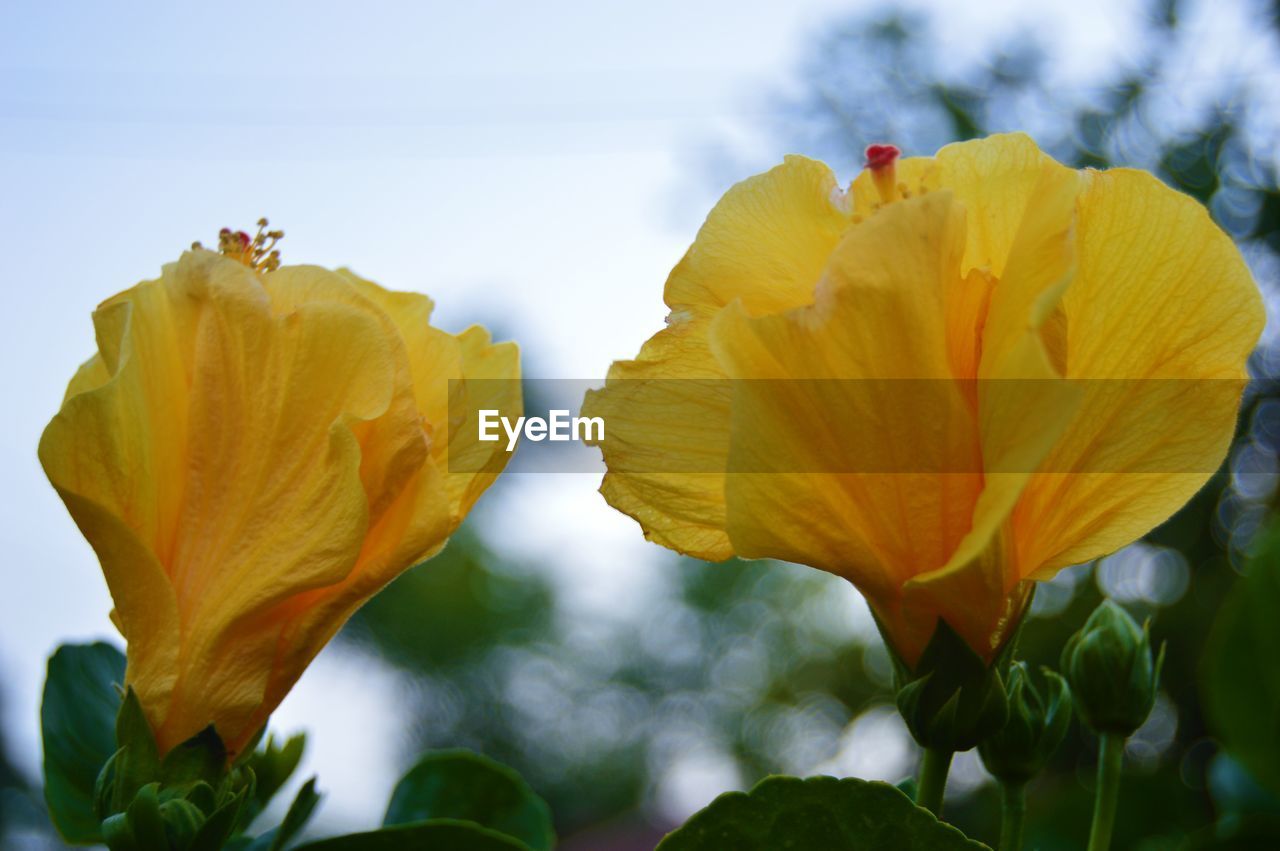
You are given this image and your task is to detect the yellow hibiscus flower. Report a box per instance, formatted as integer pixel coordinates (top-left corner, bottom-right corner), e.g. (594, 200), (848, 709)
(584, 133), (1262, 668)
(40, 224), (521, 756)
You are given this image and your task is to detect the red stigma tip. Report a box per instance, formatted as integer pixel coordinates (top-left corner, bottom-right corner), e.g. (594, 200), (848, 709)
(235, 230), (251, 247)
(865, 144), (901, 170)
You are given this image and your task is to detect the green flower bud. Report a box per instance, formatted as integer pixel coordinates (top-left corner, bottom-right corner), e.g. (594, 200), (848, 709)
(94, 689), (260, 851)
(1060, 599), (1163, 736)
(978, 662), (1073, 784)
(894, 619), (1009, 752)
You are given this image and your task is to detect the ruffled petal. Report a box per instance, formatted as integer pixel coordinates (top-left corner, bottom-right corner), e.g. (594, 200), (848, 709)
(582, 314), (733, 560)
(39, 261), (204, 739)
(263, 266), (429, 522)
(446, 326), (522, 520)
(904, 159), (1082, 660)
(1012, 168), (1264, 576)
(157, 253), (417, 750)
(588, 155), (852, 560)
(934, 132), (1062, 277)
(848, 132), (1054, 280)
(666, 154), (853, 317)
(711, 190), (984, 664)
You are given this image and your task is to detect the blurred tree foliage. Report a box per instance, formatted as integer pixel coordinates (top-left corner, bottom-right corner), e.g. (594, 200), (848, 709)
(341, 1), (1280, 848)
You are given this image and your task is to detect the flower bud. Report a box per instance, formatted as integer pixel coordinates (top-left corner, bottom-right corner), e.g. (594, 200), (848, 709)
(1060, 599), (1163, 736)
(94, 691), (258, 851)
(978, 662), (1073, 784)
(894, 619), (1010, 752)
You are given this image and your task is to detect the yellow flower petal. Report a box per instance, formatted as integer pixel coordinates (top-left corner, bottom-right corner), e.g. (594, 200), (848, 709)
(935, 132), (1063, 278)
(41, 248), (518, 755)
(249, 327), (521, 743)
(446, 325), (522, 519)
(589, 133), (1262, 667)
(40, 260), (207, 732)
(158, 256), (413, 750)
(582, 315), (733, 560)
(263, 265), (429, 521)
(903, 156), (1084, 659)
(587, 155), (853, 559)
(337, 270), (459, 435)
(710, 191), (985, 663)
(1012, 168), (1264, 576)
(847, 132), (1052, 280)
(666, 154), (852, 317)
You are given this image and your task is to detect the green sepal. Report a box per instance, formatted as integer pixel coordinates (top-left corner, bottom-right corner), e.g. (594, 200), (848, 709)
(189, 783), (252, 851)
(110, 689), (163, 815)
(161, 725), (228, 792)
(894, 620), (1009, 752)
(95, 748), (123, 825)
(159, 796), (208, 848)
(181, 781), (218, 817)
(233, 726), (269, 768)
(102, 782), (169, 851)
(101, 812), (133, 851)
(100, 767), (239, 851)
(233, 777), (323, 851)
(272, 777), (322, 851)
(96, 690), (272, 849)
(240, 732), (307, 824)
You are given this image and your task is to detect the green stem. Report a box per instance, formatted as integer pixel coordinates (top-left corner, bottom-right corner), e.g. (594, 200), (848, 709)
(1086, 733), (1125, 851)
(998, 781), (1026, 851)
(916, 747), (953, 816)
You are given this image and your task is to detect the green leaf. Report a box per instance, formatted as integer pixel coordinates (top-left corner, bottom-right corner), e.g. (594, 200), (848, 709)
(656, 775), (989, 851)
(41, 641), (126, 844)
(294, 820), (531, 850)
(383, 750), (553, 851)
(1203, 519), (1280, 797)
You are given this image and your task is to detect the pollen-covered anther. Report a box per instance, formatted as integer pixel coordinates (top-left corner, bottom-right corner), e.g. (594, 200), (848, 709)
(193, 217), (285, 272)
(864, 143), (902, 204)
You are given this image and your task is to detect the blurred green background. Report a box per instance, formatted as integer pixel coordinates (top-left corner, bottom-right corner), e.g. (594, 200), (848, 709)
(4, 0), (1279, 848)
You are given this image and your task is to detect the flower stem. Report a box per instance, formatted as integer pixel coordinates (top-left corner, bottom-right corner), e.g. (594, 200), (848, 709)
(1087, 733), (1125, 851)
(998, 781), (1026, 851)
(916, 747), (953, 816)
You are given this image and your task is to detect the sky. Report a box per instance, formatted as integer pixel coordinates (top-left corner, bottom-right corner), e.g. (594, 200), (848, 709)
(0, 0), (1223, 834)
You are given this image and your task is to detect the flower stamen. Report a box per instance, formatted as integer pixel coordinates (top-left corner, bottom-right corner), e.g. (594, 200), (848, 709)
(192, 217), (284, 272)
